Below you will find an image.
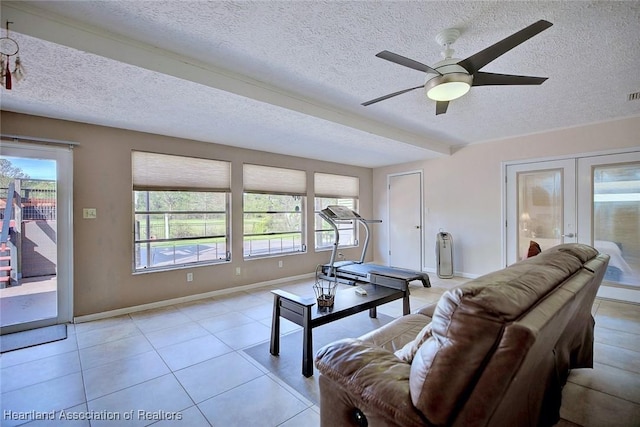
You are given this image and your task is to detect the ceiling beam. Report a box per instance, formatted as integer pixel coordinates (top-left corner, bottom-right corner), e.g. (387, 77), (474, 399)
(1, 2), (451, 157)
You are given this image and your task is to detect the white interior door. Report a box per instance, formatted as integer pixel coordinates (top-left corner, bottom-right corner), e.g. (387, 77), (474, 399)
(388, 172), (422, 270)
(0, 141), (73, 334)
(506, 159), (576, 266)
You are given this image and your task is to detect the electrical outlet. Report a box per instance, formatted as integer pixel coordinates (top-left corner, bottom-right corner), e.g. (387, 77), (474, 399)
(278, 260), (283, 268)
(83, 208), (97, 219)
(235, 267), (241, 276)
(186, 272), (193, 282)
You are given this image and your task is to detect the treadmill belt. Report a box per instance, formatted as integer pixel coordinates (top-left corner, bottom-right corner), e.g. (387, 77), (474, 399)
(337, 263), (425, 281)
(336, 263), (370, 277)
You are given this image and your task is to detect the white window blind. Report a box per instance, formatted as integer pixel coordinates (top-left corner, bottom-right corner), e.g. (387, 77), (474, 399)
(243, 164), (306, 195)
(314, 173), (359, 197)
(132, 151), (231, 191)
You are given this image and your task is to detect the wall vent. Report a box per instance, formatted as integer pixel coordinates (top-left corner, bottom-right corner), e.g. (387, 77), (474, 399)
(629, 92), (640, 101)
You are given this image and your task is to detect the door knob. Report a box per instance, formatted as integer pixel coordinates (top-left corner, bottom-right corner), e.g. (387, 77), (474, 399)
(562, 233), (575, 238)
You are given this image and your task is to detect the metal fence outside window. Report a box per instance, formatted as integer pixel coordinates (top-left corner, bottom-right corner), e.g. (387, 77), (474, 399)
(1, 180), (57, 221)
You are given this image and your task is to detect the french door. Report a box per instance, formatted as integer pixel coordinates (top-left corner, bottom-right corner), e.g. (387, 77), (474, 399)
(506, 150), (640, 302)
(0, 141), (73, 334)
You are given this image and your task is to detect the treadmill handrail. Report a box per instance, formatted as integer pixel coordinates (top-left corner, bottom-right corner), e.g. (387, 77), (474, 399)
(358, 219), (371, 264)
(319, 210), (340, 273)
(320, 206), (381, 265)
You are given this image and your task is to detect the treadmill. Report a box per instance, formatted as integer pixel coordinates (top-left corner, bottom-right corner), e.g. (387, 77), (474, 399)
(318, 206), (430, 290)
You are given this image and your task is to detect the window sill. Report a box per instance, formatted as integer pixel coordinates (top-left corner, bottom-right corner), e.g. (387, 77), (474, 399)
(243, 251), (307, 261)
(132, 259), (230, 275)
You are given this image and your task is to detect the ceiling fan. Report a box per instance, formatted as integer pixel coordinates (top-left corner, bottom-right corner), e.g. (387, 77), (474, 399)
(362, 20), (553, 115)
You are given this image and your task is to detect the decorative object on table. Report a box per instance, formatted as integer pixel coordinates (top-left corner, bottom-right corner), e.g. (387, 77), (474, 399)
(314, 265), (337, 308)
(354, 287), (367, 296)
(1, 21), (26, 90)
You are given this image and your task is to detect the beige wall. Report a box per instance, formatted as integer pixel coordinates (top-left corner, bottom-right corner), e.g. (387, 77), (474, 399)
(3, 111), (638, 315)
(1, 111), (373, 316)
(373, 116), (640, 277)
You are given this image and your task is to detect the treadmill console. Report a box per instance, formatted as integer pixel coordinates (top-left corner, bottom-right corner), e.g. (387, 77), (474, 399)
(322, 205), (361, 220)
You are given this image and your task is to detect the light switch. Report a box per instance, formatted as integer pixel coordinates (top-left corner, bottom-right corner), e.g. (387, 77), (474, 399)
(83, 208), (97, 219)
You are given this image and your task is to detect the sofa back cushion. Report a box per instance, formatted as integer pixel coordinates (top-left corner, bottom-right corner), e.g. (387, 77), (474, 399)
(409, 244), (597, 425)
(469, 262), (605, 427)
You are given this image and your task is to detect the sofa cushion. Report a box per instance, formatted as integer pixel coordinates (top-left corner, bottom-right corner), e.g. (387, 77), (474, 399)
(527, 240), (542, 257)
(546, 243), (599, 264)
(394, 323), (432, 363)
(359, 313), (431, 353)
(408, 244), (598, 425)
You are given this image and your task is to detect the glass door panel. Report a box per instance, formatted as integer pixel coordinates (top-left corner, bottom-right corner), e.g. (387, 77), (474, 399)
(517, 169), (563, 261)
(578, 152), (640, 298)
(0, 155), (58, 328)
(506, 159), (576, 265)
(593, 163), (640, 286)
(0, 141), (73, 334)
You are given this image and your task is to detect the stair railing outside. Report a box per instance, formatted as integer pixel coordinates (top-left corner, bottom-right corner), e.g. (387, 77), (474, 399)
(1, 180), (21, 285)
(1, 181), (16, 248)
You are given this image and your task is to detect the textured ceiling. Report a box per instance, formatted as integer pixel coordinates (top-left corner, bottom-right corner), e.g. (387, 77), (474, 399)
(1, 1), (639, 167)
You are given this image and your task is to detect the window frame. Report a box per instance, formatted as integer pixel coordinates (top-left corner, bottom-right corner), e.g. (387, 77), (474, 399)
(243, 193), (307, 258)
(132, 151), (231, 273)
(313, 173), (360, 251)
(314, 197), (359, 251)
(242, 164), (307, 259)
(133, 190), (231, 272)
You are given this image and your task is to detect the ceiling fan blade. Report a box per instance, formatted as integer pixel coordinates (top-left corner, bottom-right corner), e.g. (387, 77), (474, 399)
(457, 20), (553, 74)
(436, 101), (449, 115)
(376, 51), (442, 75)
(472, 72), (548, 86)
(361, 85), (424, 106)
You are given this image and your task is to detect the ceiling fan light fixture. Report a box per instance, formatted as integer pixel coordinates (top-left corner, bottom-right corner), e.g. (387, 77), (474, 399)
(425, 73), (473, 101)
(363, 20), (552, 114)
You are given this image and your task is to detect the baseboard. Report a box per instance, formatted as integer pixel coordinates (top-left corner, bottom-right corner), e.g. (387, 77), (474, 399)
(423, 267), (479, 280)
(595, 285), (640, 305)
(454, 271), (481, 279)
(74, 272), (314, 324)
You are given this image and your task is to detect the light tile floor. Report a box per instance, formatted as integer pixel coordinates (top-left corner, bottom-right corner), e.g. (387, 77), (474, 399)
(1, 276), (639, 426)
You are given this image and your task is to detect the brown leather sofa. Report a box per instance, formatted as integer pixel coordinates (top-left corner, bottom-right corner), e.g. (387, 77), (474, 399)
(315, 244), (609, 427)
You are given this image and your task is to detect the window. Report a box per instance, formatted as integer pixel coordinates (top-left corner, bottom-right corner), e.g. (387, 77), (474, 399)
(314, 173), (359, 250)
(243, 164), (306, 257)
(132, 152), (230, 272)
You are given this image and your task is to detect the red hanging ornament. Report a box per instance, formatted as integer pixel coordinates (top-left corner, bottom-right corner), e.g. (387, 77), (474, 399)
(0, 56), (5, 88)
(1, 21), (20, 90)
(5, 57), (12, 90)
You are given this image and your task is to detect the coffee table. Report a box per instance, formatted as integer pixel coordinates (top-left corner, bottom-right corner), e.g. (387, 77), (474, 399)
(270, 283), (410, 377)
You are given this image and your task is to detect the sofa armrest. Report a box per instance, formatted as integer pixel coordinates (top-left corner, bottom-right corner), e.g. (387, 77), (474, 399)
(415, 303), (437, 317)
(358, 313), (431, 352)
(315, 338), (429, 426)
